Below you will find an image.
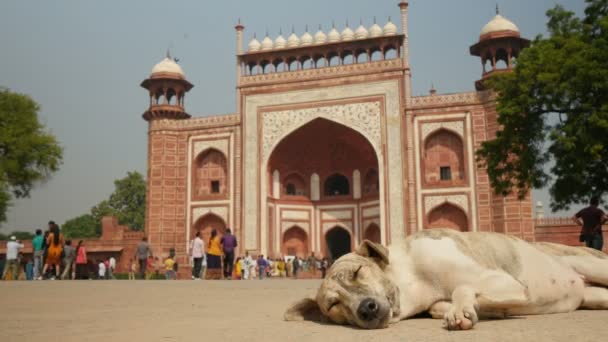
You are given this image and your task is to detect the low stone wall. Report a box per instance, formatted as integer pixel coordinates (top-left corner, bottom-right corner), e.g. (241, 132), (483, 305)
(534, 218), (607, 253)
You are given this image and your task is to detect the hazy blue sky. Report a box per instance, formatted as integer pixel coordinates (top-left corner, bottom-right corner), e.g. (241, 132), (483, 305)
(0, 0), (586, 232)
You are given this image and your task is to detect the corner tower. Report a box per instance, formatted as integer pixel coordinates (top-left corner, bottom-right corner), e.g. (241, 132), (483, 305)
(141, 52), (193, 120)
(469, 8), (530, 90)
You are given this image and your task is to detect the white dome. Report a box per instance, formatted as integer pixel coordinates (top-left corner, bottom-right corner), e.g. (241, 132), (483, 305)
(383, 20), (397, 35)
(341, 26), (354, 41)
(151, 57), (185, 77)
(274, 34), (287, 49)
(314, 29), (327, 44)
(287, 32), (300, 48)
(369, 23), (382, 38)
(355, 24), (369, 39)
(248, 37), (261, 52)
(480, 14), (520, 36)
(328, 27), (341, 42)
(261, 35), (274, 50)
(301, 31), (313, 46)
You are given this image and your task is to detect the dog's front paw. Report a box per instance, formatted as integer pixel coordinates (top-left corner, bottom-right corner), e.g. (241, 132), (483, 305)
(443, 305), (478, 331)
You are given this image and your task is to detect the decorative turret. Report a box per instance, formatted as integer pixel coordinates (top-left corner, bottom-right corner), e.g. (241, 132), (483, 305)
(140, 51), (193, 121)
(470, 7), (530, 90)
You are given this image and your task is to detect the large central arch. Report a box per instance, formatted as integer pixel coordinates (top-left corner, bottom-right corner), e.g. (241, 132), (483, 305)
(265, 117), (382, 257)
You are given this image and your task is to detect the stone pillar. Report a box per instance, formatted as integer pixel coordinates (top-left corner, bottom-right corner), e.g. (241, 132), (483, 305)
(272, 170), (280, 199)
(353, 169), (361, 199)
(311, 173), (320, 201)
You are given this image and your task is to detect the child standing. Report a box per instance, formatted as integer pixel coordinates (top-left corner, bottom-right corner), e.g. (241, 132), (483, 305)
(234, 257), (242, 280)
(129, 258), (137, 280)
(164, 256), (176, 280)
(98, 260), (106, 279)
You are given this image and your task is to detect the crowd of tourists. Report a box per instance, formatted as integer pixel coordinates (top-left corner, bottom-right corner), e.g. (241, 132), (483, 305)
(2, 222), (335, 281)
(189, 228), (331, 280)
(1, 221), (118, 280)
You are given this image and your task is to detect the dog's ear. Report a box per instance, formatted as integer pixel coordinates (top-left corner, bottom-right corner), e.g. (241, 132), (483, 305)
(284, 298), (326, 322)
(355, 240), (389, 268)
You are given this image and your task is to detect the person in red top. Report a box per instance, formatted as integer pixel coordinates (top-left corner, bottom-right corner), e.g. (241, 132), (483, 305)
(573, 196), (608, 251)
(74, 240), (88, 279)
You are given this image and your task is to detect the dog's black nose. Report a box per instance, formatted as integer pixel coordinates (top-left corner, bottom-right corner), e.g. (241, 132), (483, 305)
(357, 298), (379, 321)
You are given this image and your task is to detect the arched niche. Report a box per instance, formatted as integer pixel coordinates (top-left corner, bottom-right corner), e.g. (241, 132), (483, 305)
(282, 226), (309, 258)
(427, 203), (468, 232)
(423, 129), (465, 186)
(193, 148), (228, 200)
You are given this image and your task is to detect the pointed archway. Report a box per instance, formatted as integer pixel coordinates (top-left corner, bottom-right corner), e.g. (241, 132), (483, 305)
(325, 226), (352, 261)
(192, 213), (227, 245)
(363, 224), (381, 244)
(282, 226), (309, 258)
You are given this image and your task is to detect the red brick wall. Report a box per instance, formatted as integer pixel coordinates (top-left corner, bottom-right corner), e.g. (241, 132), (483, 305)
(145, 131), (189, 266)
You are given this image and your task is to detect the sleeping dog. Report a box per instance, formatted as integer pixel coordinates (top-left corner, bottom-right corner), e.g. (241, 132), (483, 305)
(285, 229), (608, 330)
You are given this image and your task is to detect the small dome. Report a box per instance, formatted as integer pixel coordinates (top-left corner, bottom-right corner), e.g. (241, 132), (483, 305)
(301, 31), (313, 46)
(341, 26), (354, 41)
(151, 57), (185, 78)
(287, 32), (300, 48)
(383, 19), (397, 35)
(275, 34), (287, 49)
(355, 24), (369, 39)
(328, 27), (341, 42)
(248, 37), (261, 52)
(480, 14), (520, 36)
(369, 23), (383, 38)
(261, 35), (274, 50)
(314, 28), (327, 45)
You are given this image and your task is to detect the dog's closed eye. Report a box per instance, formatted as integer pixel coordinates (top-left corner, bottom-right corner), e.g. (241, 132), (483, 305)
(353, 265), (363, 280)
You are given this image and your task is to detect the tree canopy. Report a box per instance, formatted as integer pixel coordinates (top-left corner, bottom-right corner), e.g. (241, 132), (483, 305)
(0, 230), (35, 241)
(477, 0), (608, 211)
(0, 88), (63, 223)
(62, 171), (146, 238)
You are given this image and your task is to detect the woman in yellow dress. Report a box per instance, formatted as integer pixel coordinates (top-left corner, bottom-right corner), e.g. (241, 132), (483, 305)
(206, 229), (223, 279)
(42, 224), (64, 279)
(234, 257), (242, 279)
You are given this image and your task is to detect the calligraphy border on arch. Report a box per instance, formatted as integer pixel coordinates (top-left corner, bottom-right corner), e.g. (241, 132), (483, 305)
(261, 101), (382, 162)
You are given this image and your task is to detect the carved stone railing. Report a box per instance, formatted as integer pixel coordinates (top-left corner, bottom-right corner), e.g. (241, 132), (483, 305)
(149, 114), (240, 131)
(239, 58), (404, 87)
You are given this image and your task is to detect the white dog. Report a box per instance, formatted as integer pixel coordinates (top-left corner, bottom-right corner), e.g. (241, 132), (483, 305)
(285, 229), (608, 330)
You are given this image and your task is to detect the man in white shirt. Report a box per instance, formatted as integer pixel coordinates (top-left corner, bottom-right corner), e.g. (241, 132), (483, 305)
(109, 256), (116, 279)
(3, 236), (24, 280)
(189, 231), (205, 280)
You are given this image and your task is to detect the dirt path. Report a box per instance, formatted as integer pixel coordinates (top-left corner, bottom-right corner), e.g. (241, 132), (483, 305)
(1, 280), (606, 342)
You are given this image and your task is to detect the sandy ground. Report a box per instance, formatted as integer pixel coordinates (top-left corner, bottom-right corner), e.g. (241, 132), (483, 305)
(1, 280), (607, 342)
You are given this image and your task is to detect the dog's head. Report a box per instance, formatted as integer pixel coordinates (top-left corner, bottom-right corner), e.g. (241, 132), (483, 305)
(284, 240), (400, 329)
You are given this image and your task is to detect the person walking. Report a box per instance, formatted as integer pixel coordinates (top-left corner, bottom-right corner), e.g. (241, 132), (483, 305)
(108, 256), (116, 280)
(292, 256), (299, 279)
(32, 229), (44, 280)
(206, 229), (223, 280)
(98, 260), (106, 279)
(42, 224), (63, 280)
(573, 196), (608, 251)
(74, 240), (88, 279)
(61, 240), (76, 280)
(321, 258), (329, 278)
(257, 255), (267, 280)
(190, 231), (205, 280)
(221, 228), (238, 279)
(136, 237), (152, 279)
(242, 251), (252, 280)
(3, 236), (24, 280)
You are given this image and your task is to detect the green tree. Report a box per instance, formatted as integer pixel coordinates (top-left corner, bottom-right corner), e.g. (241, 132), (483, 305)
(0, 88), (63, 223)
(106, 171), (146, 231)
(0, 231), (34, 240)
(62, 171), (146, 237)
(477, 0), (608, 211)
(62, 214), (99, 239)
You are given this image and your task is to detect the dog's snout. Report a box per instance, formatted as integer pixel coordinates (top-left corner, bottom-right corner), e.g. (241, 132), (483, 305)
(357, 298), (380, 321)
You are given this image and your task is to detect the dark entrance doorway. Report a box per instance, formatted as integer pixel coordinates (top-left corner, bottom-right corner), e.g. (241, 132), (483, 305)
(325, 227), (351, 261)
